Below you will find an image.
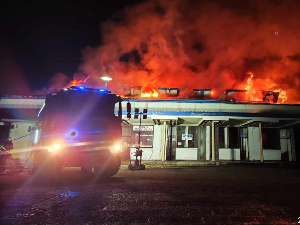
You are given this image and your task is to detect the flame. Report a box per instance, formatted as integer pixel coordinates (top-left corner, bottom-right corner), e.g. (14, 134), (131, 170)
(243, 71), (288, 103)
(67, 75), (90, 87)
(274, 89), (288, 103)
(141, 89), (159, 98)
(245, 71), (256, 101)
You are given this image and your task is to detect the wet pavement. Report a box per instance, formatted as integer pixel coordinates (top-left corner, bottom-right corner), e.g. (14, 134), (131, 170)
(0, 164), (299, 224)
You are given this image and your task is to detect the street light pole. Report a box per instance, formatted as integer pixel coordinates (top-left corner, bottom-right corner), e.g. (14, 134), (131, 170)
(101, 76), (112, 89)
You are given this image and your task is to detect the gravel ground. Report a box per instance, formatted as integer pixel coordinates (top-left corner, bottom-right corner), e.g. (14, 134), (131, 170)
(0, 164), (299, 224)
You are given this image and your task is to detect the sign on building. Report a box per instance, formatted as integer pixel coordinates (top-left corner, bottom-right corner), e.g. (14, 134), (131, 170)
(133, 126), (153, 131)
(182, 134), (193, 140)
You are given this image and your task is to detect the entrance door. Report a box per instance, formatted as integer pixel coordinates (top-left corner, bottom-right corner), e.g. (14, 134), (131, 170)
(166, 125), (176, 161)
(240, 128), (248, 161)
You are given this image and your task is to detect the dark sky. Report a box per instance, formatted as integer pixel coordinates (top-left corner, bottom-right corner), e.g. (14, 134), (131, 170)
(0, 0), (141, 95)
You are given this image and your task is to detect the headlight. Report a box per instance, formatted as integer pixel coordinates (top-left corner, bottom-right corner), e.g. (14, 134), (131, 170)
(48, 143), (62, 153)
(53, 144), (61, 149)
(110, 144), (121, 154)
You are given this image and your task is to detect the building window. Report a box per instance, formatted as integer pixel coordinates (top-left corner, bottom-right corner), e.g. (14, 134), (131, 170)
(219, 127), (225, 148)
(229, 127), (240, 148)
(177, 126), (197, 148)
(131, 126), (153, 148)
(262, 128), (280, 150)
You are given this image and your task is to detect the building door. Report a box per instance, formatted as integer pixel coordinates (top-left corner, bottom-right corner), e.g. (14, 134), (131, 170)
(240, 128), (248, 161)
(121, 125), (132, 161)
(166, 124), (176, 161)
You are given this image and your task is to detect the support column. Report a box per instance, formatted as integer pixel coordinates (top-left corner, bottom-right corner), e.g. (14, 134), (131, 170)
(259, 123), (264, 162)
(212, 121), (215, 162)
(224, 127), (228, 148)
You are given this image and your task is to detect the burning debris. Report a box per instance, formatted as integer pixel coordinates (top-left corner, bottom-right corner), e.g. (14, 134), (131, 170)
(157, 88), (180, 97)
(261, 91), (280, 103)
(278, 90), (287, 103)
(224, 89), (247, 102)
(193, 89), (213, 99)
(241, 71), (288, 103)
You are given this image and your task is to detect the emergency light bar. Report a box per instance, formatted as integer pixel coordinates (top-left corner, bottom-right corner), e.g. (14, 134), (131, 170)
(69, 86), (111, 93)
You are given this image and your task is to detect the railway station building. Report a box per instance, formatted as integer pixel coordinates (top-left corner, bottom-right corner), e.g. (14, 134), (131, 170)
(1, 95), (300, 164)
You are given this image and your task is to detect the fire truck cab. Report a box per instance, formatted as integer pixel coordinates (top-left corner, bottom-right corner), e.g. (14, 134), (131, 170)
(33, 86), (122, 177)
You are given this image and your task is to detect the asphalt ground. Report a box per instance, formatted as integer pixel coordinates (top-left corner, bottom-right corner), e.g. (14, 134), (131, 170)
(0, 164), (299, 224)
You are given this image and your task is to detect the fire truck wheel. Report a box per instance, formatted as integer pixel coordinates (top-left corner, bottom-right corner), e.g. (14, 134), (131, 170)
(94, 157), (121, 177)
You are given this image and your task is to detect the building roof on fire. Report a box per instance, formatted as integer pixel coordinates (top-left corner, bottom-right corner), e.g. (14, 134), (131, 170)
(1, 96), (300, 126)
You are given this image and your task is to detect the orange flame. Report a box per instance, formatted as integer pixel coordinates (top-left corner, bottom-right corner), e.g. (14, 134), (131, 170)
(141, 89), (159, 98)
(245, 71), (256, 101)
(244, 71), (288, 103)
(67, 75), (90, 87)
(274, 89), (288, 103)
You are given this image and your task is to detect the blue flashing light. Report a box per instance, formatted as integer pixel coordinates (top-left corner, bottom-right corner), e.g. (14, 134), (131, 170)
(69, 86), (111, 93)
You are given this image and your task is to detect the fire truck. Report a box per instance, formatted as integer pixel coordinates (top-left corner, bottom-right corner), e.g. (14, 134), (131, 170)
(33, 86), (123, 177)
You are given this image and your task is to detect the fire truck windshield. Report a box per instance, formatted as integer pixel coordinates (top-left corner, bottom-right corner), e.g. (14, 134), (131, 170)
(39, 89), (121, 140)
(40, 90), (119, 120)
(59, 92), (116, 119)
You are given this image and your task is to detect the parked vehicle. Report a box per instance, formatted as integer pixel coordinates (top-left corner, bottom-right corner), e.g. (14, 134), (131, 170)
(33, 86), (123, 177)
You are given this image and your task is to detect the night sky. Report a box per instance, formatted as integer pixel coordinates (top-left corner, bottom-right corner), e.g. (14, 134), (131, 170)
(0, 0), (141, 95)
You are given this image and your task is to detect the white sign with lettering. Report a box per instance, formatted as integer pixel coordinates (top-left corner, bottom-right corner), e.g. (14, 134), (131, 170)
(182, 134), (193, 140)
(133, 126), (153, 131)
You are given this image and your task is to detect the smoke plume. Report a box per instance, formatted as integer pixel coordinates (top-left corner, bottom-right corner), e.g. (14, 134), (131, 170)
(80, 0), (300, 102)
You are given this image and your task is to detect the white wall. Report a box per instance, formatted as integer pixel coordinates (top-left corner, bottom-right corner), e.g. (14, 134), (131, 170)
(263, 150), (281, 160)
(219, 148), (240, 160)
(248, 127), (260, 161)
(176, 148), (198, 160)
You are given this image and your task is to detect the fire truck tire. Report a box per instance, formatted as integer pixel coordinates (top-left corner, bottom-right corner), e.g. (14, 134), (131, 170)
(94, 157), (121, 177)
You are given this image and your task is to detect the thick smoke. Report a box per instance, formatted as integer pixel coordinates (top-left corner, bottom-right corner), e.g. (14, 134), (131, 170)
(80, 0), (300, 102)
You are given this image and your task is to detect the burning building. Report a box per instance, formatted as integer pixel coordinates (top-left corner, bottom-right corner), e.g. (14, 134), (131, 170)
(2, 0), (300, 165)
(1, 91), (300, 165)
